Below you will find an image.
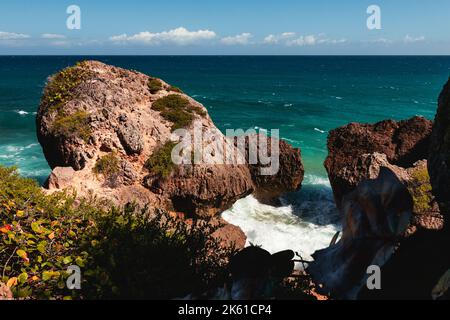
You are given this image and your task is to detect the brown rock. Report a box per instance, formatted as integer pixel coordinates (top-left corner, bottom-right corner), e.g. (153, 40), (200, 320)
(46, 166), (75, 190)
(234, 133), (304, 204)
(325, 116), (433, 208)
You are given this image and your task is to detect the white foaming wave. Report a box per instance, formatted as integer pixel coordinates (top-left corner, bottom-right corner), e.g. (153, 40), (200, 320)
(314, 128), (326, 134)
(222, 195), (339, 265)
(15, 110), (29, 115)
(303, 174), (331, 186)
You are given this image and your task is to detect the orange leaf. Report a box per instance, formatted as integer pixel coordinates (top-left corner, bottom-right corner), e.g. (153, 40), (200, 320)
(48, 232), (55, 240)
(0, 224), (13, 233)
(16, 249), (30, 263)
(6, 277), (17, 288)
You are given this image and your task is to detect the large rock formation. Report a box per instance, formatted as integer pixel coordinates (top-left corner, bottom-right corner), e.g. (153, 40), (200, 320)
(308, 167), (414, 299)
(325, 116), (433, 209)
(311, 84), (450, 300)
(36, 61), (303, 234)
(429, 77), (450, 220)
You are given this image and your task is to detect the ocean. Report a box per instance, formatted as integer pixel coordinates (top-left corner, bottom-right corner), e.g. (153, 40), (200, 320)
(1, 56), (449, 259)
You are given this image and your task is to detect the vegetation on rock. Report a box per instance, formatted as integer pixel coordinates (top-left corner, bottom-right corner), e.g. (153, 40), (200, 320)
(42, 62), (94, 112)
(51, 111), (92, 142)
(0, 165), (235, 299)
(152, 94), (206, 131)
(408, 167), (433, 214)
(169, 86), (183, 93)
(147, 77), (163, 94)
(93, 153), (120, 178)
(145, 141), (178, 178)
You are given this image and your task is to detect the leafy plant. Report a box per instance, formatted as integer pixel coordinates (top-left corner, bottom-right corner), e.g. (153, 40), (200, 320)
(169, 86), (183, 93)
(0, 165), (235, 300)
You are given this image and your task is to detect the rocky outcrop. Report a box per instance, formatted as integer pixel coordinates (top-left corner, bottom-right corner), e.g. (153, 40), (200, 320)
(308, 167), (414, 299)
(234, 134), (304, 204)
(429, 77), (450, 220)
(311, 85), (450, 299)
(325, 116), (433, 209)
(36, 61), (304, 248)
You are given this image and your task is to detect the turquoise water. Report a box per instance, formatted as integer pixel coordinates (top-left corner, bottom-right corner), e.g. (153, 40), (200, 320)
(1, 56), (448, 183)
(1, 56), (449, 256)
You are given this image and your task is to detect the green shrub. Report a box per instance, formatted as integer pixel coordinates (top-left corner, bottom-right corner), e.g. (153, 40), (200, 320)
(148, 78), (163, 94)
(42, 62), (94, 112)
(145, 141), (177, 178)
(169, 86), (183, 93)
(0, 165), (234, 300)
(93, 153), (120, 178)
(152, 94), (205, 131)
(51, 111), (91, 142)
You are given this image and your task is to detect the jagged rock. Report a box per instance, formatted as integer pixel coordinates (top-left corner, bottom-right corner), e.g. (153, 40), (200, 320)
(429, 77), (450, 220)
(234, 134), (304, 204)
(308, 167), (414, 299)
(325, 116), (433, 209)
(117, 122), (144, 155)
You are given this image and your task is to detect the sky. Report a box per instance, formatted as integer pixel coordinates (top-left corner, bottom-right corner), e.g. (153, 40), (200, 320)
(0, 0), (449, 55)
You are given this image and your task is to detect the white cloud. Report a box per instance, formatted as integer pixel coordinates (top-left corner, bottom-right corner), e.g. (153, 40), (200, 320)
(286, 35), (317, 46)
(263, 33), (345, 46)
(220, 33), (252, 45)
(263, 32), (296, 44)
(41, 33), (66, 39)
(404, 35), (425, 43)
(0, 31), (30, 40)
(109, 27), (216, 45)
(369, 38), (393, 44)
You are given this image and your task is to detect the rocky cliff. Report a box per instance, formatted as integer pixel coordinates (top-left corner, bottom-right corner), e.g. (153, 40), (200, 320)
(36, 61), (304, 236)
(310, 88), (449, 299)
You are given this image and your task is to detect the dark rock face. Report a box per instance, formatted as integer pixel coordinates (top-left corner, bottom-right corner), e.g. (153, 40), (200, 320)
(429, 77), (450, 220)
(325, 116), (433, 209)
(308, 168), (414, 299)
(234, 134), (304, 204)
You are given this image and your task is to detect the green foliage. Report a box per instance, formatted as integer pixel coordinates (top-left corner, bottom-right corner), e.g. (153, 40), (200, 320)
(152, 94), (206, 131)
(145, 141), (178, 178)
(169, 86), (183, 94)
(408, 167), (433, 214)
(51, 111), (92, 142)
(42, 62), (94, 112)
(93, 153), (120, 178)
(148, 78), (163, 94)
(0, 165), (234, 300)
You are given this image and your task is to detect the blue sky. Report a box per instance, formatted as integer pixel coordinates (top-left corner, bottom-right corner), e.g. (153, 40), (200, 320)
(0, 0), (449, 55)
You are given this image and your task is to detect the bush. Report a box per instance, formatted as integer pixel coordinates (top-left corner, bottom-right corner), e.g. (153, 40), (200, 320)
(145, 141), (178, 178)
(51, 111), (91, 142)
(152, 94), (206, 131)
(93, 153), (120, 178)
(42, 62), (94, 112)
(169, 86), (183, 93)
(148, 78), (163, 94)
(0, 166), (234, 300)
